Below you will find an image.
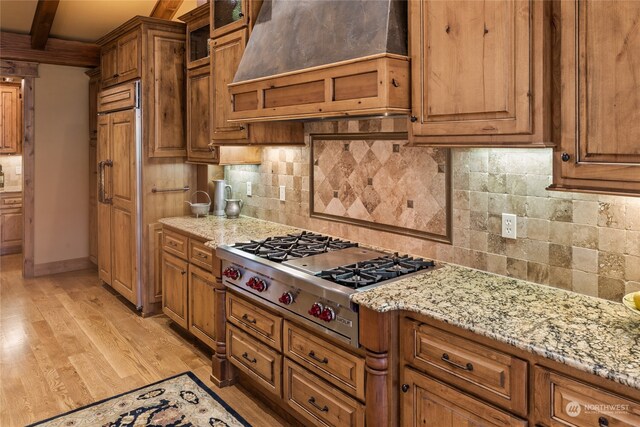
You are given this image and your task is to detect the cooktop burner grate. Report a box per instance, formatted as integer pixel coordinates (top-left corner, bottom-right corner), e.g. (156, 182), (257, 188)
(317, 253), (436, 288)
(233, 231), (359, 262)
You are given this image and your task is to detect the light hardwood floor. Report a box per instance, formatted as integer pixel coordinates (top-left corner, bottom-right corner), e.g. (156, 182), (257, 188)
(0, 254), (289, 427)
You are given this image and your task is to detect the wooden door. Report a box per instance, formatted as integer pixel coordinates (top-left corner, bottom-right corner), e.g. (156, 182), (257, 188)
(401, 368), (527, 427)
(97, 114), (112, 284)
(0, 82), (21, 154)
(552, 0), (640, 195)
(210, 29), (249, 142)
(116, 31), (140, 84)
(410, 0), (532, 138)
(210, 0), (250, 39)
(109, 109), (138, 306)
(188, 264), (216, 348)
(147, 29), (186, 158)
(101, 42), (119, 87)
(0, 210), (22, 253)
(186, 65), (215, 163)
(162, 252), (189, 329)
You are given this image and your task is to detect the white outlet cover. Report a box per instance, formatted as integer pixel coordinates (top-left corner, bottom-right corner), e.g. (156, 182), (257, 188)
(279, 185), (286, 201)
(15, 165), (21, 175)
(246, 181), (252, 196)
(502, 213), (517, 239)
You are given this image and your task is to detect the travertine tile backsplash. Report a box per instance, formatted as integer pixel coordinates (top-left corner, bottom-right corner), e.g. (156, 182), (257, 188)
(0, 155), (22, 188)
(224, 118), (640, 302)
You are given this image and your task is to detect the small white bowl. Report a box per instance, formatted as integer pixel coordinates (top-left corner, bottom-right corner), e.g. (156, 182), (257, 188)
(622, 293), (640, 316)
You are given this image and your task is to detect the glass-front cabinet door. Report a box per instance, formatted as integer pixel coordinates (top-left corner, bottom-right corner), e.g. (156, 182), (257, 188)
(211, 0), (249, 38)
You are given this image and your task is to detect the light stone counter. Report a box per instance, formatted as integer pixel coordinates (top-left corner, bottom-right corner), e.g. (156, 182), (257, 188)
(158, 215), (305, 248)
(351, 264), (640, 390)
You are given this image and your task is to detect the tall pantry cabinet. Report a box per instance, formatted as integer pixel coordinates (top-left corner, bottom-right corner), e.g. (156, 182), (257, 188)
(95, 17), (196, 315)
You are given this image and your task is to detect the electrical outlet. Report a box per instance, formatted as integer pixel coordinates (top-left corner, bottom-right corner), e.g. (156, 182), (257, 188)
(502, 213), (517, 239)
(15, 165), (21, 175)
(279, 185), (286, 201)
(246, 181), (252, 197)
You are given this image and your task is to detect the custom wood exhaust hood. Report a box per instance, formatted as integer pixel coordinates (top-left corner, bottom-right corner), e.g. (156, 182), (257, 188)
(227, 0), (410, 122)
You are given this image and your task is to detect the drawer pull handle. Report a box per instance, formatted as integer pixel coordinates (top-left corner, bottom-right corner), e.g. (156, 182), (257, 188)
(197, 252), (208, 258)
(241, 313), (257, 324)
(441, 353), (473, 371)
(401, 384), (409, 393)
(599, 417), (608, 427)
(308, 351), (328, 364)
(168, 241), (177, 247)
(307, 397), (328, 413)
(241, 352), (257, 364)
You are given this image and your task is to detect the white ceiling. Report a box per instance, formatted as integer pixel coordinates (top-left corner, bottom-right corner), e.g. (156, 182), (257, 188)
(0, 0), (198, 43)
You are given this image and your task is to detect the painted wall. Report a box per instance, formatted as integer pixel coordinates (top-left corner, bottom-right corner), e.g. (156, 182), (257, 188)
(34, 65), (89, 265)
(226, 118), (640, 302)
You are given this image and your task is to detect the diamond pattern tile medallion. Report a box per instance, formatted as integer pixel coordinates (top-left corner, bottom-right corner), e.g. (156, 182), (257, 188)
(311, 137), (450, 242)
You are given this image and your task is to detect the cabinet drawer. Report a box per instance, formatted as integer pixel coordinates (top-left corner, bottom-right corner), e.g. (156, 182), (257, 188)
(402, 319), (528, 416)
(227, 324), (281, 397)
(283, 321), (365, 401)
(534, 367), (640, 427)
(163, 229), (189, 260)
(0, 197), (22, 210)
(402, 367), (527, 427)
(189, 239), (220, 276)
(227, 292), (282, 350)
(284, 358), (365, 427)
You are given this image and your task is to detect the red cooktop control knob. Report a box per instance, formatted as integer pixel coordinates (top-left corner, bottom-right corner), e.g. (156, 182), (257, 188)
(223, 267), (241, 280)
(319, 307), (336, 322)
(278, 292), (294, 305)
(246, 276), (267, 292)
(308, 302), (323, 317)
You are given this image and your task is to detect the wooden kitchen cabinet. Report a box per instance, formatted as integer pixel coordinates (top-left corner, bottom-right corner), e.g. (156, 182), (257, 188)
(188, 264), (216, 349)
(0, 192), (22, 255)
(0, 82), (22, 154)
(99, 30), (140, 88)
(211, 0), (264, 39)
(550, 0), (640, 196)
(408, 0), (552, 147)
(402, 368), (526, 427)
(534, 367), (640, 427)
(162, 251), (189, 329)
(208, 30), (303, 146)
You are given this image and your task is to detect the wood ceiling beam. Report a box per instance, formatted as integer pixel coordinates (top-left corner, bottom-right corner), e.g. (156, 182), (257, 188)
(0, 32), (99, 68)
(30, 0), (60, 49)
(150, 0), (184, 20)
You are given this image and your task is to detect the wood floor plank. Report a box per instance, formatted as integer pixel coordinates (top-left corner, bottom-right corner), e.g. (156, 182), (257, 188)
(0, 254), (291, 427)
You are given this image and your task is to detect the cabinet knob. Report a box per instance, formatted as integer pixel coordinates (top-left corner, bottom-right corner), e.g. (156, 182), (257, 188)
(238, 12), (244, 18)
(401, 384), (409, 393)
(391, 78), (399, 88)
(561, 152), (571, 162)
(599, 417), (609, 427)
(239, 125), (246, 130)
(181, 270), (186, 275)
(410, 116), (418, 123)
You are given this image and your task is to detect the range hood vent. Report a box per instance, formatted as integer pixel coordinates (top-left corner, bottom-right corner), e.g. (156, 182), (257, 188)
(228, 0), (410, 123)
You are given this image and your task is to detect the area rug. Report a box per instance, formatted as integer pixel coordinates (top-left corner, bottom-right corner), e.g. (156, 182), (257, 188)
(27, 372), (251, 427)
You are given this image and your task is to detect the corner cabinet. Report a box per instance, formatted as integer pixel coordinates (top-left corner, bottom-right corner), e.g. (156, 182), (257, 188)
(408, 0), (552, 147)
(550, 0), (640, 196)
(180, 3), (262, 164)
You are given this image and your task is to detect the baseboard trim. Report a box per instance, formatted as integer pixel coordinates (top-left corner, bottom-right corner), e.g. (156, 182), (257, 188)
(34, 257), (95, 277)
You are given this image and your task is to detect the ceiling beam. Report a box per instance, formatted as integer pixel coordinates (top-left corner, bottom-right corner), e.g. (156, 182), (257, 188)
(30, 0), (60, 49)
(0, 32), (99, 68)
(150, 0), (184, 20)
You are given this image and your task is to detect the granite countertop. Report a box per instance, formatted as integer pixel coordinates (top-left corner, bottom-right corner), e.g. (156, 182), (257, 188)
(0, 186), (22, 194)
(352, 264), (640, 390)
(159, 215), (304, 249)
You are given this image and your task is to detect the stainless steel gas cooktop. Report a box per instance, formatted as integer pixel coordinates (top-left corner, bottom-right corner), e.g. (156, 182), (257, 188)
(216, 231), (438, 347)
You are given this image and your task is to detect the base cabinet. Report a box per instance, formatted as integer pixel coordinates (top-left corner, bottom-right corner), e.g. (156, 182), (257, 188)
(0, 192), (22, 255)
(161, 227), (222, 351)
(401, 368), (526, 427)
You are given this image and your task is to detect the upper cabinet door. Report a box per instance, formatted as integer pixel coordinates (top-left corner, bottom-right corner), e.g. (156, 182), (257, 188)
(552, 0), (640, 195)
(210, 0), (250, 39)
(116, 31), (141, 83)
(410, 0), (550, 147)
(0, 83), (21, 155)
(101, 42), (119, 87)
(210, 29), (249, 142)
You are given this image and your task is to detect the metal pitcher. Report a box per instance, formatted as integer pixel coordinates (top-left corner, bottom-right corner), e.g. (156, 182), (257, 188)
(224, 199), (243, 219)
(209, 179), (232, 216)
